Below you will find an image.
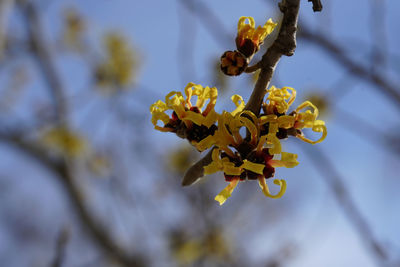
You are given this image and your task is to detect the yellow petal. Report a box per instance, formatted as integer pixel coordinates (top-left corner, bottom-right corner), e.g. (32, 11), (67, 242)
(241, 160), (265, 174)
(203, 109), (219, 128)
(231, 95), (245, 116)
(277, 115), (295, 129)
(194, 134), (216, 152)
(258, 178), (286, 199)
(215, 179), (239, 205)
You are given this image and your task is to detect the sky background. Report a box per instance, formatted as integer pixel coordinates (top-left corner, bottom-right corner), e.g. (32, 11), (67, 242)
(1, 0), (400, 266)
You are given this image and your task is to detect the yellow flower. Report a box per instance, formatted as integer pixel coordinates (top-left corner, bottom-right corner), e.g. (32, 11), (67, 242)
(261, 86), (327, 145)
(41, 127), (87, 157)
(150, 83), (219, 151)
(235, 17), (277, 57)
(95, 33), (137, 88)
(203, 106), (292, 205)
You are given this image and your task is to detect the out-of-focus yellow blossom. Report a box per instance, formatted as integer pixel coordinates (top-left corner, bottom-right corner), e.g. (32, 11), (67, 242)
(95, 33), (137, 88)
(304, 92), (330, 116)
(62, 8), (85, 51)
(150, 83), (219, 151)
(169, 229), (231, 265)
(41, 127), (87, 157)
(235, 17), (277, 57)
(168, 145), (199, 175)
(87, 154), (111, 177)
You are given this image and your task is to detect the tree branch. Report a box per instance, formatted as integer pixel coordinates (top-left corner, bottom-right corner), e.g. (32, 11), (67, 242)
(17, 0), (68, 122)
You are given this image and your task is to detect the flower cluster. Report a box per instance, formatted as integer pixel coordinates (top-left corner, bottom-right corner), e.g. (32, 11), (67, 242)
(150, 83), (327, 205)
(221, 17), (277, 76)
(150, 16), (327, 205)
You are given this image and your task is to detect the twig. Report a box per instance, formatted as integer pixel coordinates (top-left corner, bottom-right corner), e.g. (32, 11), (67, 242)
(308, 0), (323, 12)
(302, 145), (390, 266)
(244, 62), (262, 73)
(0, 0), (15, 59)
(299, 25), (400, 111)
(17, 0), (68, 122)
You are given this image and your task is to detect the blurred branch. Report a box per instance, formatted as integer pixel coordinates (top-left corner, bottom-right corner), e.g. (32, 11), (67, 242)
(51, 228), (69, 267)
(0, 130), (146, 267)
(178, 0), (231, 47)
(303, 145), (391, 266)
(17, 0), (68, 122)
(0, 0), (15, 59)
(299, 25), (400, 111)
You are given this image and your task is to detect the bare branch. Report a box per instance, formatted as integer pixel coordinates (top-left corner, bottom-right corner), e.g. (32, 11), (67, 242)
(51, 228), (69, 267)
(17, 0), (68, 122)
(244, 62), (262, 73)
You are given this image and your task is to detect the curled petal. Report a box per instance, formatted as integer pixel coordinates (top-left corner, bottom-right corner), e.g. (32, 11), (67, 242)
(165, 91), (186, 118)
(297, 120), (327, 144)
(295, 101), (319, 118)
(258, 178), (287, 199)
(150, 100), (171, 129)
(203, 87), (218, 115)
(231, 95), (245, 116)
(215, 179), (239, 205)
(238, 16), (255, 31)
(239, 116), (258, 145)
(184, 82), (195, 108)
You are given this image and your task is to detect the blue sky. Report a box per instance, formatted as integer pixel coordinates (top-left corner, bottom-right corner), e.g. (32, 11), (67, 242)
(2, 0), (400, 266)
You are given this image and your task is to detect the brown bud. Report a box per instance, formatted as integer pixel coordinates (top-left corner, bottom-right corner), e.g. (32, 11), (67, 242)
(220, 50), (249, 76)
